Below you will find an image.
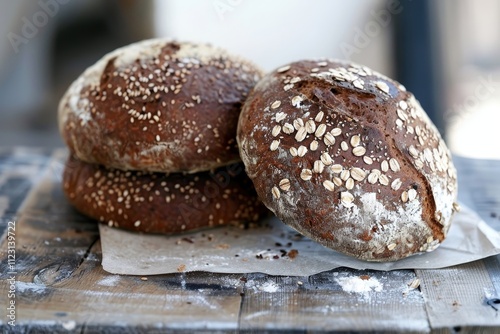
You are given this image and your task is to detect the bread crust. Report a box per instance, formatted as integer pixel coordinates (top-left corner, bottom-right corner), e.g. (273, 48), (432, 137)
(63, 156), (267, 234)
(59, 39), (263, 173)
(237, 60), (458, 261)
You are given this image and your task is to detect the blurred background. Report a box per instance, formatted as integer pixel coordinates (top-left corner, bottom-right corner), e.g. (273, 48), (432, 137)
(0, 0), (498, 159)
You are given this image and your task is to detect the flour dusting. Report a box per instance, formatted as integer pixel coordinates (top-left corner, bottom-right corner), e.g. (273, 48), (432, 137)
(98, 275), (121, 287)
(336, 275), (383, 294)
(257, 280), (279, 293)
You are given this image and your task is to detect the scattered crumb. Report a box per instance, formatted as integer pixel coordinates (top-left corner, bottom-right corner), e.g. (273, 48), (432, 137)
(359, 275), (370, 281)
(216, 243), (230, 249)
(140, 277), (148, 281)
(177, 264), (186, 272)
(288, 249), (299, 259)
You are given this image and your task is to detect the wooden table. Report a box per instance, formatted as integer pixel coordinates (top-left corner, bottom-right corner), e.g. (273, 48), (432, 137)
(1, 147), (500, 333)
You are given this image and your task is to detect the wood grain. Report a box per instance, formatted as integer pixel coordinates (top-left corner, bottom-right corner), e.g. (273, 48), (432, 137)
(239, 270), (429, 332)
(417, 261), (500, 329)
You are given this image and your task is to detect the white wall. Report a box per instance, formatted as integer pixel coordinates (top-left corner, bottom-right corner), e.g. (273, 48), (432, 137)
(153, 0), (395, 76)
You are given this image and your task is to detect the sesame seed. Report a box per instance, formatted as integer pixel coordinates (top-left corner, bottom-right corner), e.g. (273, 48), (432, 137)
(134, 220), (141, 227)
(389, 158), (401, 172)
(321, 152), (333, 165)
(350, 167), (366, 181)
(300, 169), (313, 181)
(387, 243), (397, 251)
(399, 100), (408, 110)
(270, 140), (280, 151)
(324, 133), (335, 146)
(156, 135), (161, 142)
(381, 160), (389, 172)
(290, 147), (298, 157)
(341, 141), (349, 151)
(279, 179), (291, 191)
(313, 160), (325, 173)
(277, 65), (291, 73)
(272, 186), (280, 199)
(350, 135), (360, 147)
(272, 125), (281, 137)
(391, 178), (402, 191)
(305, 120), (316, 134)
(375, 81), (390, 94)
(331, 128), (342, 136)
(283, 123), (294, 134)
(323, 180), (335, 192)
(271, 100), (281, 109)
(341, 192), (354, 208)
(297, 145), (308, 157)
(315, 111), (324, 122)
(310, 140), (319, 151)
(330, 164), (343, 174)
(311, 68), (319, 73)
(295, 127), (307, 142)
(317, 61), (328, 67)
(345, 178), (354, 190)
(352, 146), (366, 156)
(408, 188), (417, 201)
(315, 124), (327, 138)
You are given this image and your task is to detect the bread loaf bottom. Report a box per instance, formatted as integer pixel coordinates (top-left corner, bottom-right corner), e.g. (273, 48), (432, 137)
(63, 155), (267, 234)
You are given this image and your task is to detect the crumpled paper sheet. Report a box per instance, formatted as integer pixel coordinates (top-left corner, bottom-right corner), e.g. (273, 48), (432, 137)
(100, 205), (500, 276)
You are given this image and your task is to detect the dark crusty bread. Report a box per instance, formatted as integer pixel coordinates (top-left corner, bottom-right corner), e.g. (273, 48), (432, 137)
(58, 39), (263, 173)
(63, 155), (267, 234)
(237, 59), (459, 261)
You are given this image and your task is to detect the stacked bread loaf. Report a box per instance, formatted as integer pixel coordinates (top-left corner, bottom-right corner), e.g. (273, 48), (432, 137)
(58, 39), (267, 233)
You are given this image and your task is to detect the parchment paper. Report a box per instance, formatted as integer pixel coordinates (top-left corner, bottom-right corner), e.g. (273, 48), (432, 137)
(100, 205), (500, 275)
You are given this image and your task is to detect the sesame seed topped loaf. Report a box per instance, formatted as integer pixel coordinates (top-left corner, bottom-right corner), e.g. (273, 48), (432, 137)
(59, 39), (263, 173)
(237, 59), (459, 261)
(63, 155), (267, 234)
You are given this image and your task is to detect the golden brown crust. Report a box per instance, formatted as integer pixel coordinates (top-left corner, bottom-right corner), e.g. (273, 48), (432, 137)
(237, 59), (458, 261)
(59, 39), (263, 173)
(63, 156), (268, 234)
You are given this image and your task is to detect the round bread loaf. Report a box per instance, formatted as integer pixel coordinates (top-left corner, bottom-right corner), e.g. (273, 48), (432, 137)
(237, 59), (459, 261)
(63, 156), (267, 234)
(58, 39), (263, 173)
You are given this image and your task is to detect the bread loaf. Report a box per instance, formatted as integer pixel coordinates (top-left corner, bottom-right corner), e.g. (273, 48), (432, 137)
(59, 39), (263, 173)
(237, 59), (459, 261)
(63, 156), (267, 233)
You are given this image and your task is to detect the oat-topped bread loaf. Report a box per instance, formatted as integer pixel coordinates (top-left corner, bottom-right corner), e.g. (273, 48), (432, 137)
(237, 59), (459, 261)
(59, 39), (263, 173)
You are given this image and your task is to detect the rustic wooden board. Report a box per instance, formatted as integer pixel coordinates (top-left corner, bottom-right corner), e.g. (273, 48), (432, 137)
(1, 148), (500, 332)
(454, 155), (500, 231)
(239, 269), (429, 333)
(416, 260), (500, 329)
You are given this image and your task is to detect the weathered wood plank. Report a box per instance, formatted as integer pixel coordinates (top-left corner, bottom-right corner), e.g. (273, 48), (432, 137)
(417, 261), (500, 329)
(454, 156), (500, 231)
(239, 269), (429, 333)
